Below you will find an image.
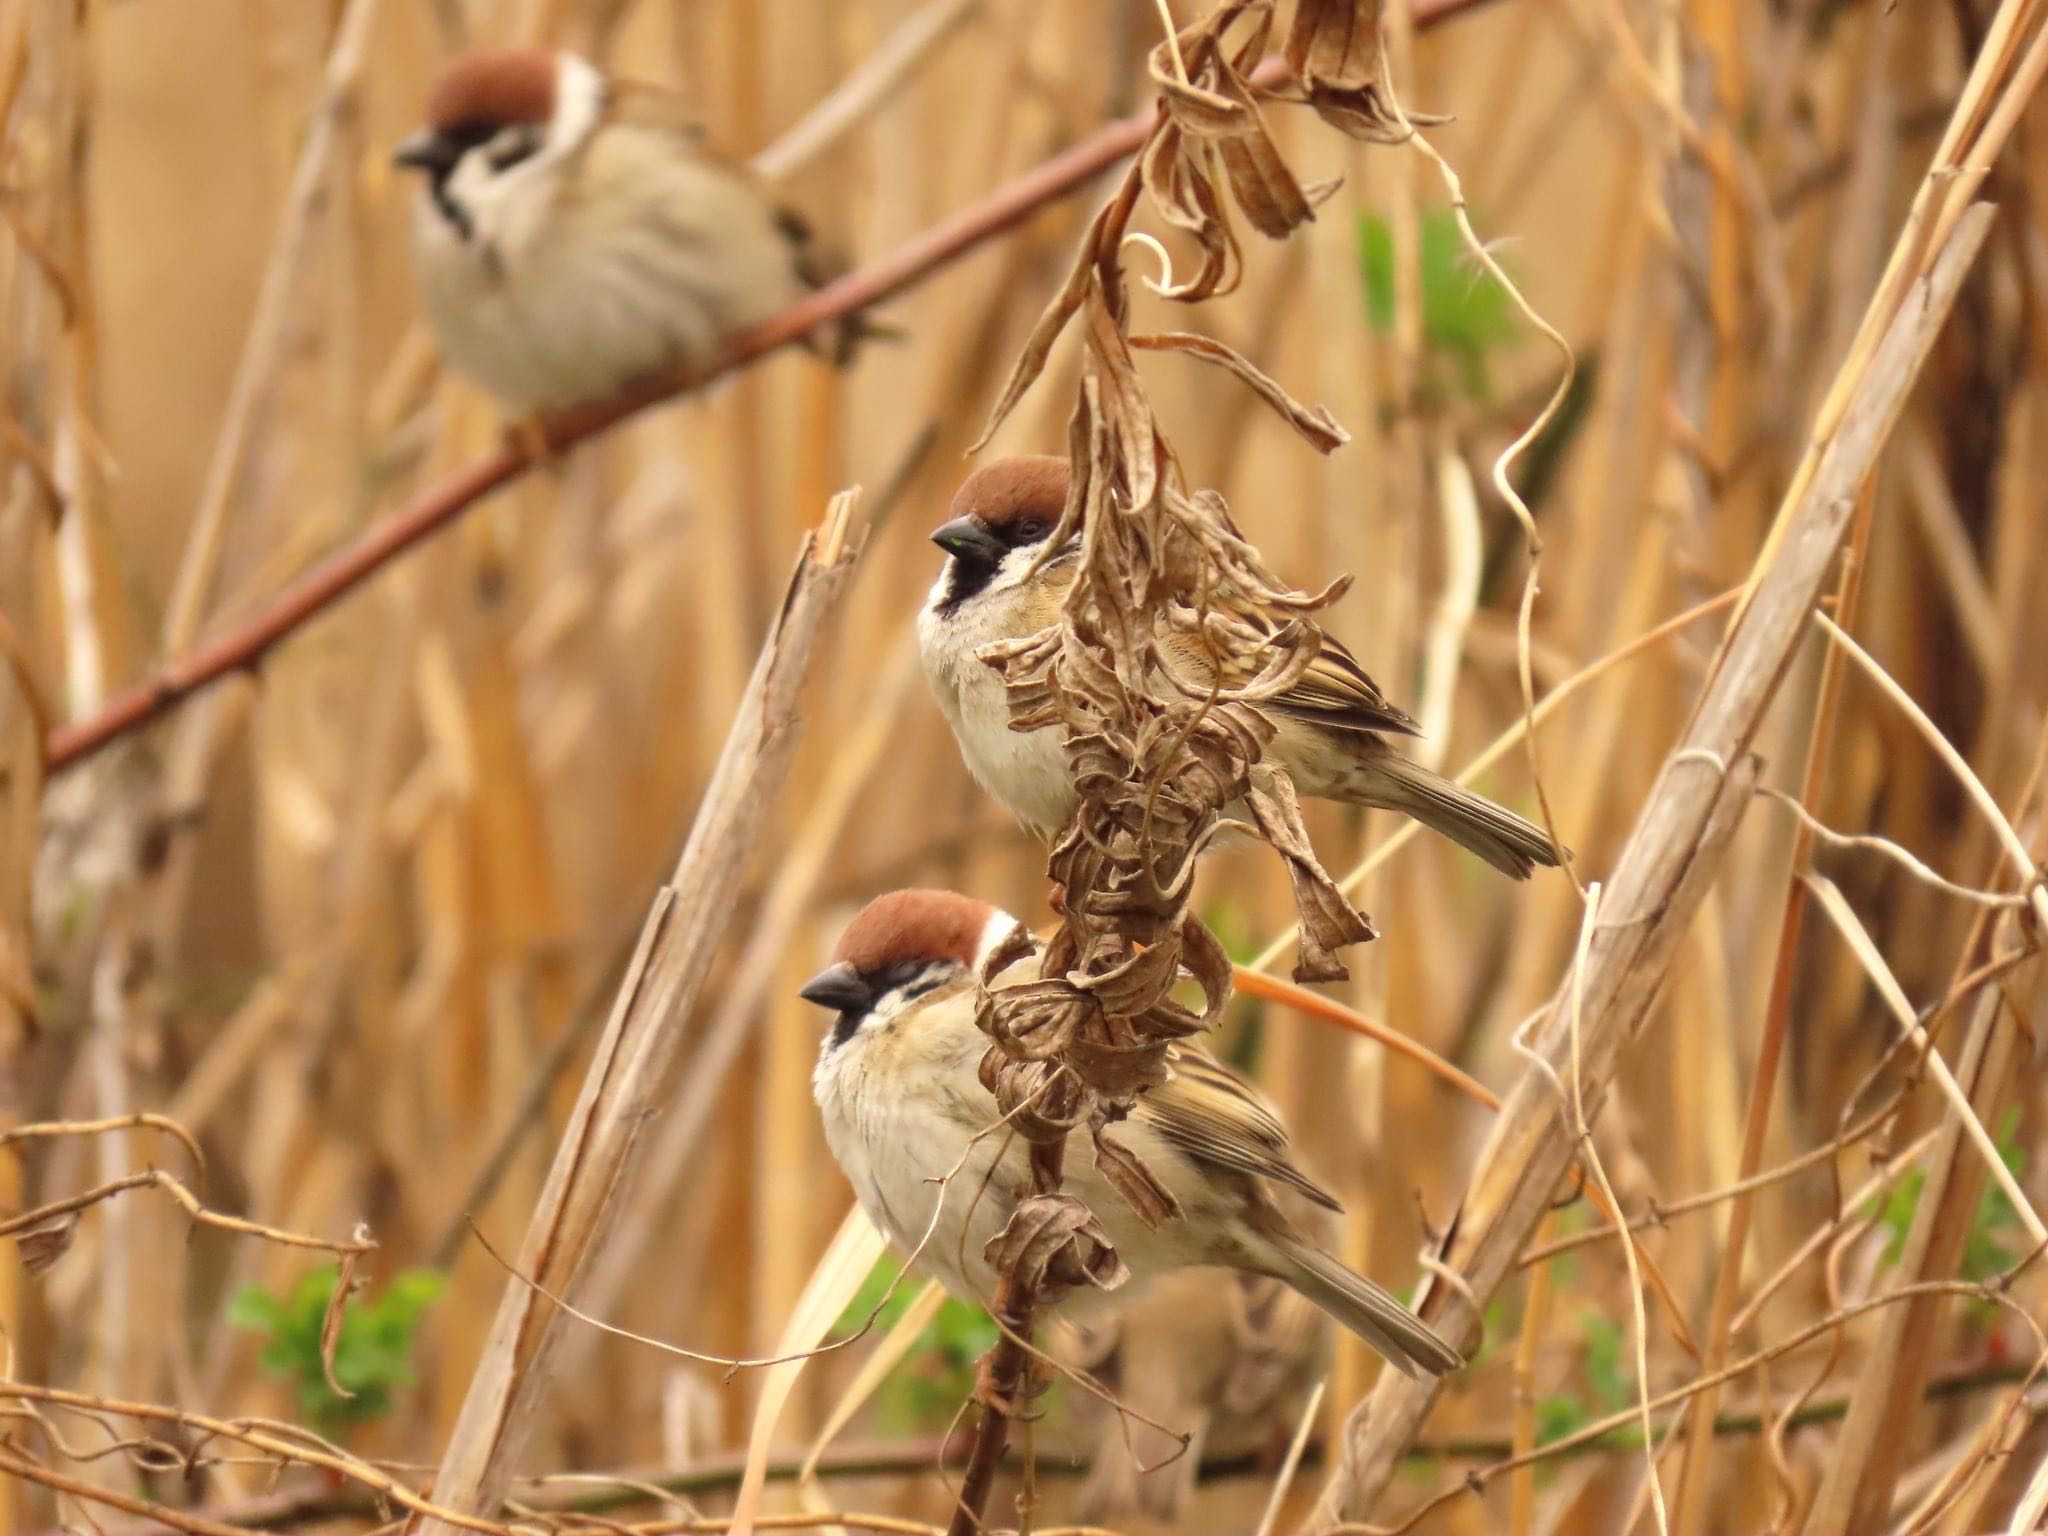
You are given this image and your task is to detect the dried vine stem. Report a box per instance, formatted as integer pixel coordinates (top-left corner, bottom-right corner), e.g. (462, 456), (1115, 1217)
(945, 4), (1425, 1530)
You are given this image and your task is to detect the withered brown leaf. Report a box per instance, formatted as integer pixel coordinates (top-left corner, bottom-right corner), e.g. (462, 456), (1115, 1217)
(983, 1193), (1130, 1297)
(318, 1231), (373, 1402)
(1284, 0), (1413, 142)
(1245, 762), (1378, 981)
(1131, 331), (1350, 453)
(16, 1216), (76, 1275)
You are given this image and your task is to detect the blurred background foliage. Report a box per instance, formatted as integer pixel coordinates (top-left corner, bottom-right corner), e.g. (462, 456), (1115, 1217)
(2, 1), (2047, 1533)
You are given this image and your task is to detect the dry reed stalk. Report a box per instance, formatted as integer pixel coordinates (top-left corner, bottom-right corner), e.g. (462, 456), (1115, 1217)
(748, 0), (985, 185)
(555, 631), (923, 1379)
(1665, 478), (1876, 1534)
(156, 0), (383, 658)
(1796, 713), (2048, 1534)
(0, 19), (54, 1528)
(1311, 202), (1998, 1526)
(416, 493), (867, 1536)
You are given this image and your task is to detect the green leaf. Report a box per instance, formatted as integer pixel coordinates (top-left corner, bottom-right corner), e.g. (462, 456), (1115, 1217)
(1868, 1110), (2027, 1283)
(1536, 1393), (1588, 1447)
(226, 1285), (281, 1331)
(834, 1256), (994, 1432)
(225, 1265), (444, 1435)
(1580, 1309), (1631, 1411)
(1359, 207), (1520, 402)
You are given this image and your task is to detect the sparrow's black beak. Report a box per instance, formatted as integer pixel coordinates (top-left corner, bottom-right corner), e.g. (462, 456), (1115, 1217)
(930, 516), (1006, 568)
(393, 130), (461, 179)
(800, 962), (872, 1015)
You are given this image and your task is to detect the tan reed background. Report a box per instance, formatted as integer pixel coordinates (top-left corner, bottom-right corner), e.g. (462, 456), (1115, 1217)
(3, 1), (2047, 1533)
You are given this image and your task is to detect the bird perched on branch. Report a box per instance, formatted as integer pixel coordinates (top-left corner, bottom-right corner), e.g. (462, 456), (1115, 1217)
(803, 888), (1462, 1379)
(917, 455), (1562, 878)
(393, 46), (859, 413)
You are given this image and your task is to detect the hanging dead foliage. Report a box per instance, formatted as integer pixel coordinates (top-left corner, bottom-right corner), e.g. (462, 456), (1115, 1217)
(963, 0), (1397, 1341)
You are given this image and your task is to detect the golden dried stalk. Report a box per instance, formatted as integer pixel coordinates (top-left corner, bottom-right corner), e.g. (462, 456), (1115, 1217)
(415, 495), (868, 1536)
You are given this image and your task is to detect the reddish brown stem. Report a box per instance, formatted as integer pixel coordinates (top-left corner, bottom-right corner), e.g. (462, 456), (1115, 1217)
(943, 1270), (1043, 1536)
(40, 0), (1503, 778)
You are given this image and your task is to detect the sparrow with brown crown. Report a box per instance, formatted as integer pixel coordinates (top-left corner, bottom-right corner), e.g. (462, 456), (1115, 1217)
(916, 455), (1563, 878)
(393, 47), (852, 413)
(803, 888), (1462, 1378)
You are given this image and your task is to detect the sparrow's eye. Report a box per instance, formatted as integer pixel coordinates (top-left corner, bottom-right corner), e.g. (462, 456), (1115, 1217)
(485, 127), (542, 174)
(879, 960), (926, 991)
(1011, 518), (1049, 544)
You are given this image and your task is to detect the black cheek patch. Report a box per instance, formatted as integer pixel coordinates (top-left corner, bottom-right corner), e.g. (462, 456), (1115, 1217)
(430, 181), (476, 242)
(827, 1010), (864, 1050)
(936, 554), (1000, 613)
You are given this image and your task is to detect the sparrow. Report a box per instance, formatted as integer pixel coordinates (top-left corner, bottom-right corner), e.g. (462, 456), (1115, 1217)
(803, 888), (1462, 1378)
(916, 455), (1562, 879)
(393, 46), (852, 412)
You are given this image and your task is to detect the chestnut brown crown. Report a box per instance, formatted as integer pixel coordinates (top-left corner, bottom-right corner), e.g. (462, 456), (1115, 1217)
(832, 888), (998, 978)
(950, 455), (1070, 538)
(423, 47), (560, 137)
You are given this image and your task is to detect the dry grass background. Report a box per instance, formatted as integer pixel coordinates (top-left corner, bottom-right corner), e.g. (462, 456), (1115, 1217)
(3, 0), (2048, 1533)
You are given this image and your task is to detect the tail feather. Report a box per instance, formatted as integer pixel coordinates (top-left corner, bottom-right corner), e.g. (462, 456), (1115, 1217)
(1269, 1237), (1463, 1379)
(1346, 755), (1562, 879)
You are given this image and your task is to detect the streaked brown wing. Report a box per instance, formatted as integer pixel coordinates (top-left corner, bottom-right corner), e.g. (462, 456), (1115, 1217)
(1161, 621), (1418, 739)
(1274, 629), (1420, 738)
(1138, 1047), (1342, 1211)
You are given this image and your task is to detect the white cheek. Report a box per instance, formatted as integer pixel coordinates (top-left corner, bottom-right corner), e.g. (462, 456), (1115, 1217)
(988, 548), (1042, 598)
(443, 157), (546, 252)
(974, 913), (1025, 969)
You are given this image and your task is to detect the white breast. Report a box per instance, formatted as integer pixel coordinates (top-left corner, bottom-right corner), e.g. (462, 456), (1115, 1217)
(916, 576), (1077, 839)
(812, 996), (1021, 1308)
(812, 986), (1241, 1318)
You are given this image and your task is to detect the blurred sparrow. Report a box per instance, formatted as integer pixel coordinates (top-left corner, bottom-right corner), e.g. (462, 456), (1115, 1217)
(1063, 1261), (1330, 1520)
(917, 455), (1561, 878)
(393, 46), (852, 412)
(803, 888), (1462, 1378)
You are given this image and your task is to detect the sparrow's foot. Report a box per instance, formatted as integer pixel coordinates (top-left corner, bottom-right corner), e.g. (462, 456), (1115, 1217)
(971, 1352), (1052, 1419)
(972, 1354), (1032, 1417)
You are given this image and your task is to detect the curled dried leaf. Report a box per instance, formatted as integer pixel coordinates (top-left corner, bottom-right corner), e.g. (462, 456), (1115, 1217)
(983, 1193), (1130, 1298)
(318, 1227), (374, 1403)
(1093, 1128), (1182, 1228)
(1245, 762), (1378, 981)
(1153, 2), (1318, 244)
(973, 171), (1143, 451)
(1283, 0), (1415, 143)
(979, 1050), (1093, 1147)
(16, 1216), (76, 1275)
(977, 977), (1096, 1063)
(1132, 332), (1349, 453)
(1072, 936), (1183, 1016)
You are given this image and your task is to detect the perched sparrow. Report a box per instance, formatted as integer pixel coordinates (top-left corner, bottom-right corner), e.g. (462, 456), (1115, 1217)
(917, 455), (1561, 878)
(393, 47), (851, 412)
(803, 888), (1461, 1378)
